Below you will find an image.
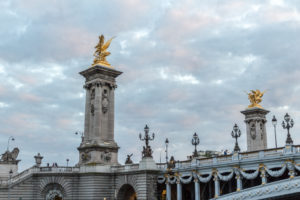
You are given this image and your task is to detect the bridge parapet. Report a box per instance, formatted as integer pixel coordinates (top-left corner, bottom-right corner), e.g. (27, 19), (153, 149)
(217, 176), (300, 200)
(157, 145), (299, 170)
(157, 145), (300, 199)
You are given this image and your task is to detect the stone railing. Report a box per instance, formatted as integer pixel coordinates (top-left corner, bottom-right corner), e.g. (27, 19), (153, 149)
(3, 145), (300, 187)
(0, 166), (37, 186)
(0, 166), (80, 186)
(158, 145), (300, 200)
(39, 166), (79, 173)
(156, 145), (300, 172)
(157, 163), (167, 169)
(111, 164), (139, 172)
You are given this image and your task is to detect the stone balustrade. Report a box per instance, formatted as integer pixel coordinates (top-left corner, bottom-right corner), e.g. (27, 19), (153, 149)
(157, 144), (300, 200)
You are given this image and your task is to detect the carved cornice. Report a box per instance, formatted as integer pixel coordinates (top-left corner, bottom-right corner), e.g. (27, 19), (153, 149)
(78, 144), (119, 153)
(84, 80), (117, 89)
(80, 65), (122, 81)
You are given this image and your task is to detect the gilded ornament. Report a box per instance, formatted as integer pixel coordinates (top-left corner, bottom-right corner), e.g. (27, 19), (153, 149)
(246, 89), (266, 108)
(92, 35), (115, 67)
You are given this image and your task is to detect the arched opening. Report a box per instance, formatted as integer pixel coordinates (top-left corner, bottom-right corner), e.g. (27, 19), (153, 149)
(117, 184), (137, 200)
(42, 183), (65, 200)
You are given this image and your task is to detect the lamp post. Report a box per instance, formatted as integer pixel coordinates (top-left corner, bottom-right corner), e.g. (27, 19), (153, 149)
(191, 133), (200, 157)
(139, 125), (155, 158)
(231, 124), (241, 152)
(7, 136), (15, 152)
(272, 115), (278, 148)
(282, 113), (294, 145)
(8, 169), (13, 200)
(165, 138), (169, 163)
(66, 159), (69, 167)
(75, 131), (84, 142)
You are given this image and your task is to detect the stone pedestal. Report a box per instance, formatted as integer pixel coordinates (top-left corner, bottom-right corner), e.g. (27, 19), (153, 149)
(78, 65), (122, 165)
(241, 107), (269, 151)
(0, 163), (18, 179)
(139, 157), (157, 170)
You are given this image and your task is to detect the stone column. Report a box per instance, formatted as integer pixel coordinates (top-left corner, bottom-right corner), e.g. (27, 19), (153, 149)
(260, 167), (267, 185)
(78, 65), (122, 165)
(287, 161), (295, 179)
(177, 180), (182, 200)
(236, 173), (242, 192)
(107, 85), (115, 142)
(166, 182), (171, 200)
(194, 178), (200, 200)
(83, 84), (91, 141)
(213, 173), (220, 198)
(94, 82), (102, 141)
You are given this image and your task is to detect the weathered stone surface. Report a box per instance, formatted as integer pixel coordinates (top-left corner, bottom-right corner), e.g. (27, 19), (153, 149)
(78, 65), (122, 166)
(139, 157), (157, 170)
(241, 107), (269, 151)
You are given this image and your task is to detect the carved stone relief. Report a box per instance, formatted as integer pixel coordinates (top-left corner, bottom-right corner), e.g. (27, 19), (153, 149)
(250, 123), (256, 140)
(81, 151), (91, 162)
(260, 122), (264, 140)
(102, 89), (109, 113)
(101, 150), (111, 162)
(90, 88), (95, 100)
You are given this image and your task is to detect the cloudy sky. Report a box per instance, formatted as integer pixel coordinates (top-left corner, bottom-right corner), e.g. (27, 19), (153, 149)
(1, 0), (300, 171)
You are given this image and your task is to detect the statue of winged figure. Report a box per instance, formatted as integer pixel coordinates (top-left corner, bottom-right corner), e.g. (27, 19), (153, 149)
(92, 35), (114, 67)
(247, 89), (266, 108)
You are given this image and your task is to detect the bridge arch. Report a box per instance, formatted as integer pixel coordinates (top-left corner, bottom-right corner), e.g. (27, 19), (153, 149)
(117, 184), (137, 200)
(39, 176), (70, 200)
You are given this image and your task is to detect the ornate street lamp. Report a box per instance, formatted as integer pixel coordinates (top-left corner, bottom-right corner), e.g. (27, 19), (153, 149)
(165, 138), (169, 163)
(231, 124), (241, 152)
(191, 132), (200, 157)
(282, 113), (294, 145)
(139, 125), (155, 158)
(66, 159), (70, 167)
(272, 115), (278, 148)
(75, 131), (84, 142)
(7, 136), (15, 152)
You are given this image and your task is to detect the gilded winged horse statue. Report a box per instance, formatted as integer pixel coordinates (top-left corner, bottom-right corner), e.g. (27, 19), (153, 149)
(92, 35), (114, 67)
(247, 89), (266, 108)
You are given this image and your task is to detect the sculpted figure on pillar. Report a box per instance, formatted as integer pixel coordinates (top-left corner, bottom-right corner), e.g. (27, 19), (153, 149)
(247, 89), (266, 108)
(1, 148), (19, 163)
(125, 154), (133, 164)
(92, 35), (114, 67)
(167, 156), (176, 170)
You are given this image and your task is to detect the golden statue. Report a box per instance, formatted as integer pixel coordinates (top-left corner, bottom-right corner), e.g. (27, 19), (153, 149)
(247, 89), (266, 108)
(92, 35), (114, 67)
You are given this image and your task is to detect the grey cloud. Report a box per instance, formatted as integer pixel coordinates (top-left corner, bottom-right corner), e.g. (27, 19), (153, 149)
(1, 0), (300, 170)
